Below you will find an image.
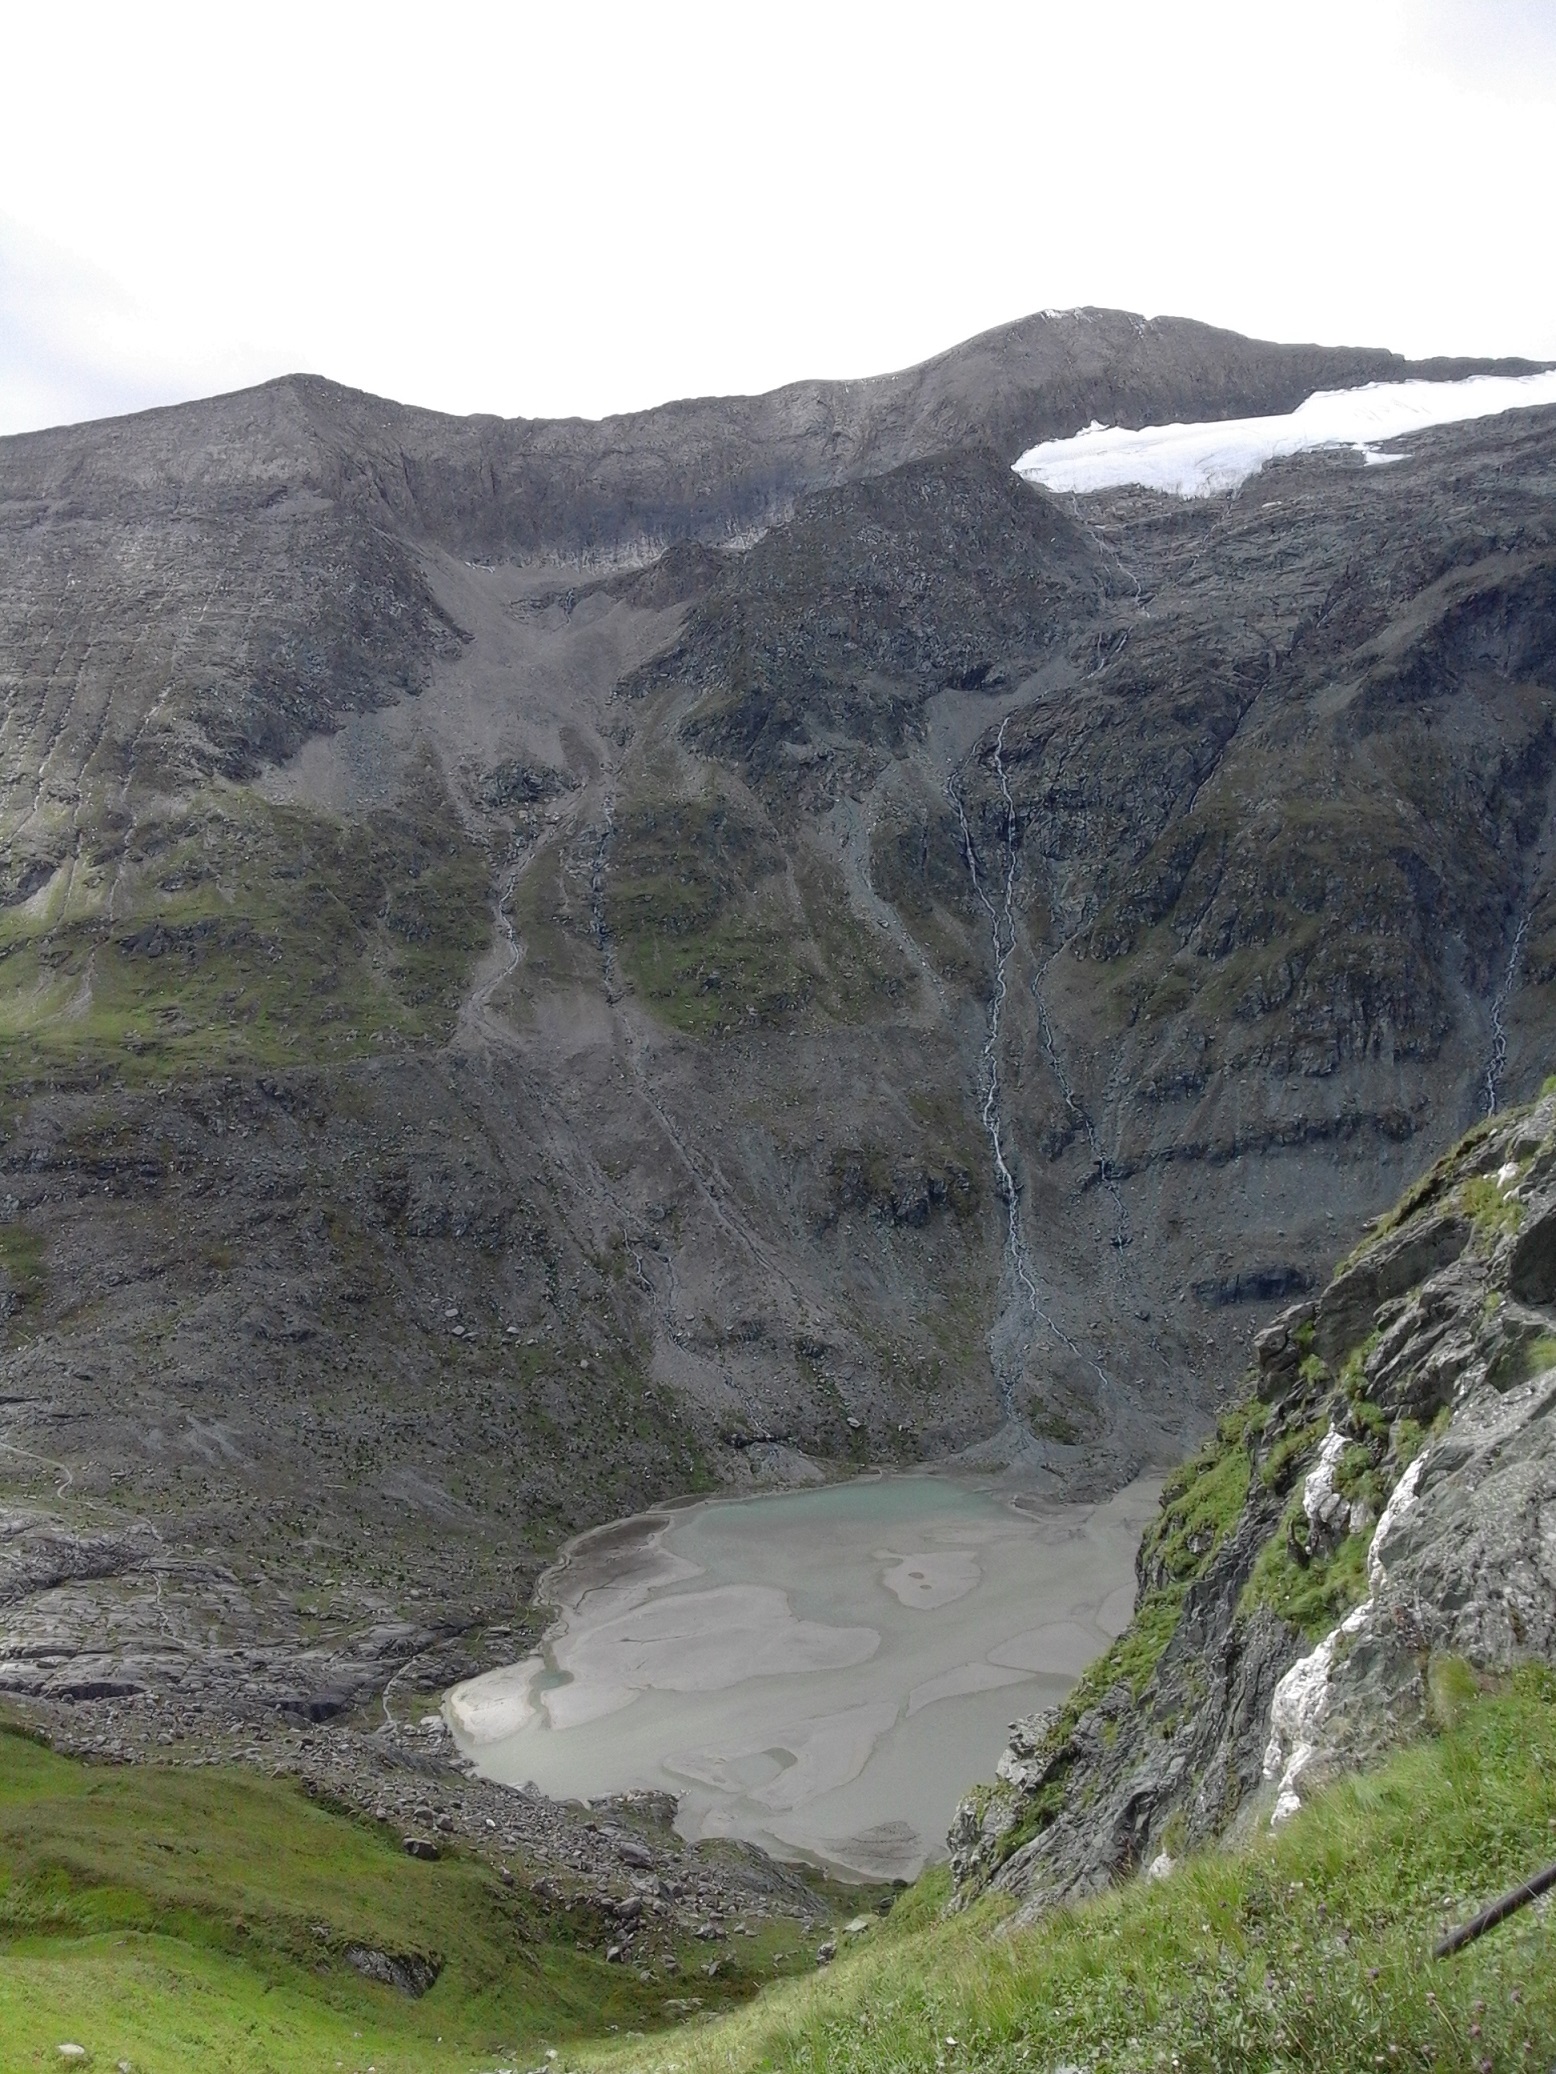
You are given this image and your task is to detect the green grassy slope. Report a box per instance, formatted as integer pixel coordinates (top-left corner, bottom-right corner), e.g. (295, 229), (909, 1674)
(0, 1721), (805, 2072)
(5, 1679), (1554, 2070)
(0, 778), (489, 1103)
(584, 1673), (1556, 2074)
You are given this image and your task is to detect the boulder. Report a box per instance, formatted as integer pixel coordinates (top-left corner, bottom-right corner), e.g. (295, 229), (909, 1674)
(343, 1946), (442, 1996)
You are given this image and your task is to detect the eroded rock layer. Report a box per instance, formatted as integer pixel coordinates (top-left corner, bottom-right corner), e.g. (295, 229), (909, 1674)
(951, 1092), (1556, 1914)
(0, 308), (1553, 1778)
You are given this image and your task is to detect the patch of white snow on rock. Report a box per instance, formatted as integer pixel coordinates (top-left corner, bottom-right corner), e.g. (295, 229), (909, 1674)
(1262, 1602), (1371, 1825)
(1262, 1450), (1431, 1824)
(1013, 368), (1556, 499)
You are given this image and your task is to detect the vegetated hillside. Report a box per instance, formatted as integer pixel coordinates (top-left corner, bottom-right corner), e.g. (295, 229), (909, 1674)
(5, 1102), (1556, 2071)
(5, 1677), (1554, 2070)
(0, 310), (1554, 1795)
(0, 1714), (855, 2071)
(951, 1085), (1556, 1918)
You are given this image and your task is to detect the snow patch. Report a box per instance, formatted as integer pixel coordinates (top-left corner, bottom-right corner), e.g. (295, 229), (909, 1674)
(1366, 1452), (1425, 1594)
(1013, 368), (1556, 499)
(1262, 1602), (1369, 1824)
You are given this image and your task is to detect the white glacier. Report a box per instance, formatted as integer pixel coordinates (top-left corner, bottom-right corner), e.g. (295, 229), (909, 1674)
(1013, 367), (1556, 500)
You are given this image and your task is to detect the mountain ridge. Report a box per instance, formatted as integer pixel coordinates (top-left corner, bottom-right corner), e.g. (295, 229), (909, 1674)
(2, 307), (1555, 1834)
(5, 306), (1541, 564)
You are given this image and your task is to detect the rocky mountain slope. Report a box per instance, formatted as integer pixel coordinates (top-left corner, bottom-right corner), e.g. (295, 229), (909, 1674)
(951, 1087), (1556, 1913)
(1, 308), (1553, 1790)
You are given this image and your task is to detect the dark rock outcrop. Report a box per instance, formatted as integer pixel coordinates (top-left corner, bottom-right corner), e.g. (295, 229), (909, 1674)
(343, 1945), (443, 1997)
(4, 311), (1556, 1797)
(952, 1091), (1556, 1916)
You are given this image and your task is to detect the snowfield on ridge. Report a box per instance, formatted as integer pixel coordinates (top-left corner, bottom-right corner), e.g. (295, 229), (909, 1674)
(1014, 366), (1556, 496)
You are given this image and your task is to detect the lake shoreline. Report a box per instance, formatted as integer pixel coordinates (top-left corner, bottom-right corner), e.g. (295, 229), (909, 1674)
(448, 1466), (1161, 1882)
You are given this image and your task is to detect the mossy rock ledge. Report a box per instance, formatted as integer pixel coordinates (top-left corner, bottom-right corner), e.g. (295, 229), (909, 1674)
(951, 1087), (1556, 1916)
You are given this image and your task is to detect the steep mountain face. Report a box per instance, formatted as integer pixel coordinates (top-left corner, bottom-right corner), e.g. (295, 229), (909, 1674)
(0, 310), (1553, 1745)
(950, 1089), (1556, 1915)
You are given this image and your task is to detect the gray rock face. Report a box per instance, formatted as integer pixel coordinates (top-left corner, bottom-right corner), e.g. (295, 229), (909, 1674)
(3, 310), (1556, 1796)
(343, 1945), (442, 1996)
(1264, 1332), (1556, 1816)
(1311, 1214), (1471, 1367)
(7, 310), (1512, 567)
(1507, 1183), (1556, 1303)
(953, 1093), (1556, 1914)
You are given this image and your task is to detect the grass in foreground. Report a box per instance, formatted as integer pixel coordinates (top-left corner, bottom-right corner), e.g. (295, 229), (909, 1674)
(2, 1677), (1553, 2071)
(581, 1671), (1556, 2074)
(0, 1720), (804, 2072)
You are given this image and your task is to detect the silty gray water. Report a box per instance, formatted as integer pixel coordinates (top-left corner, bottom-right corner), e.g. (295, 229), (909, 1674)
(447, 1470), (1157, 1881)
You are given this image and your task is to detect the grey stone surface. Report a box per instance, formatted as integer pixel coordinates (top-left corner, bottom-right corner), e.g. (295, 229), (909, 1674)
(3, 311), (1556, 1895)
(953, 1094), (1556, 1915)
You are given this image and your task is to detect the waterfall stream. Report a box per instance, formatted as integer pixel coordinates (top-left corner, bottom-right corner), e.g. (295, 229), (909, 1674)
(950, 719), (1111, 1419)
(1484, 913), (1529, 1116)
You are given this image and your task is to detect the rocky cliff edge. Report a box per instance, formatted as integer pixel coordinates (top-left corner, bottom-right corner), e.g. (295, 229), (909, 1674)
(950, 1083), (1556, 1916)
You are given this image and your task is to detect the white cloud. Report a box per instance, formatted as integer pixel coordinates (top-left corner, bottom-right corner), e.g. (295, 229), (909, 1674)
(1, 0), (1553, 437)
(0, 217), (283, 435)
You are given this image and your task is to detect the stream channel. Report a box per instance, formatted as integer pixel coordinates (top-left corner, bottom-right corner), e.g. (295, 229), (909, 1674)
(447, 1471), (1158, 1882)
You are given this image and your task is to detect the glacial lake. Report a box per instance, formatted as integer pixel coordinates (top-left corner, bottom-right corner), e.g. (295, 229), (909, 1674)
(447, 1470), (1158, 1882)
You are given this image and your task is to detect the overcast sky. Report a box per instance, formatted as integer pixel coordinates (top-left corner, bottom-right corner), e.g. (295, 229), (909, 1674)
(2, 0), (1553, 437)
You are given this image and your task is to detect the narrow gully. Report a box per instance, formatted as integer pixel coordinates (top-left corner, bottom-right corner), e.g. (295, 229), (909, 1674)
(1484, 912), (1529, 1116)
(950, 718), (1112, 1417)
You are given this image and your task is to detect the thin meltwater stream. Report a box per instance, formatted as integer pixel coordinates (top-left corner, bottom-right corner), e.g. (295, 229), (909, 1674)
(446, 1471), (1159, 1882)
